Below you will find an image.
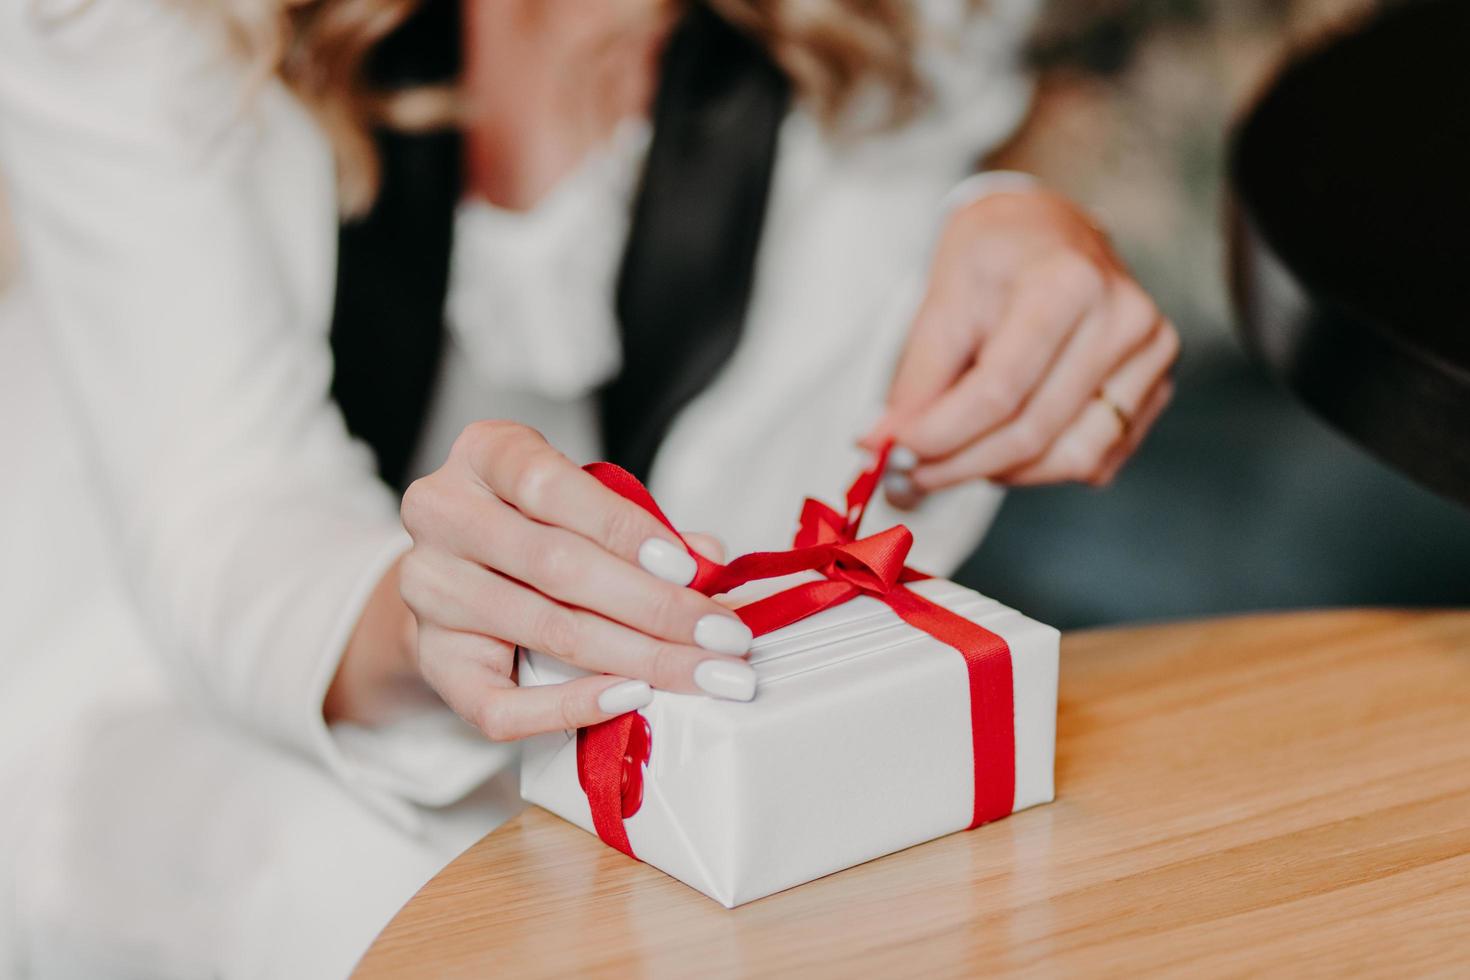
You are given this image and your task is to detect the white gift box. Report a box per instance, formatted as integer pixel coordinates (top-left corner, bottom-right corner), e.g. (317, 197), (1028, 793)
(518, 576), (1059, 908)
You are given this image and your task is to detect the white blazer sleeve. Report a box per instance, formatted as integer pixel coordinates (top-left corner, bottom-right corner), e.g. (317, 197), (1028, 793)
(0, 2), (419, 777)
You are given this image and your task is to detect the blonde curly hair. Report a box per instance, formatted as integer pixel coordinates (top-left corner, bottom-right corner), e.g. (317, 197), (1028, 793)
(233, 0), (924, 214)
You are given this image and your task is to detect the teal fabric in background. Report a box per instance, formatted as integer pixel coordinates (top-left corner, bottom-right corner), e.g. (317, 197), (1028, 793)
(958, 340), (1470, 629)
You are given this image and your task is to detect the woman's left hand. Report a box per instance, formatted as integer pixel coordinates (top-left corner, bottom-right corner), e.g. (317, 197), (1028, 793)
(868, 187), (1179, 494)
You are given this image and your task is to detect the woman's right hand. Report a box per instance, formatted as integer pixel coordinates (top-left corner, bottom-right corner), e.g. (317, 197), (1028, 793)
(399, 421), (757, 742)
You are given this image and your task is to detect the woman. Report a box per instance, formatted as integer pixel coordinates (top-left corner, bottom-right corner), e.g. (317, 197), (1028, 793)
(0, 0), (1176, 975)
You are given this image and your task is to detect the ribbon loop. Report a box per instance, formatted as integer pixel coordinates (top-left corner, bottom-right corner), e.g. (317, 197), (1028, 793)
(828, 525), (912, 595)
(795, 498), (846, 548)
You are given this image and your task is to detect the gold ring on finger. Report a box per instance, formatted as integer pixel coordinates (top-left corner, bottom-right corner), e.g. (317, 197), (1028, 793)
(1098, 392), (1132, 438)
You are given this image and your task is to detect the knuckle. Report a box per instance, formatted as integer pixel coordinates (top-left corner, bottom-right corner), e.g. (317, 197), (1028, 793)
(536, 607), (583, 663)
(511, 451), (560, 515)
(1118, 316), (1154, 352)
(647, 641), (689, 689)
(1159, 322), (1182, 363)
(399, 475), (456, 539)
(1043, 252), (1106, 306)
(475, 699), (516, 742)
(1008, 419), (1049, 461)
(599, 503), (649, 558)
(974, 381), (1022, 423)
(454, 421), (552, 498)
(453, 419), (507, 460)
(396, 552), (429, 608)
(402, 464), (508, 547)
(556, 687), (584, 732)
(397, 552), (454, 623)
(643, 583), (691, 638)
(529, 538), (580, 591)
(1112, 282), (1158, 337)
(399, 478), (432, 535)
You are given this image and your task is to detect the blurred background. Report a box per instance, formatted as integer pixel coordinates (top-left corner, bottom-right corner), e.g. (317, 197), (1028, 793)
(958, 0), (1470, 627)
(2, 0), (1465, 630)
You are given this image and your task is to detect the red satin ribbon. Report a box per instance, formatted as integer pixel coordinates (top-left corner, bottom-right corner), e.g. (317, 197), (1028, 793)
(574, 445), (1015, 858)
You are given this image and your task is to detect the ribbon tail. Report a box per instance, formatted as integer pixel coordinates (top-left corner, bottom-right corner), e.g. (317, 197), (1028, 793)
(840, 441), (893, 538)
(735, 580), (862, 637)
(577, 717), (639, 858)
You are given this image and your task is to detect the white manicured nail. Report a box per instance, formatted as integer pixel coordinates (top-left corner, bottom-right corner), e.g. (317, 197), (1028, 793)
(638, 537), (697, 586)
(694, 660), (757, 702)
(883, 471), (915, 497)
(694, 614), (753, 654)
(888, 445), (918, 471)
(597, 680), (653, 715)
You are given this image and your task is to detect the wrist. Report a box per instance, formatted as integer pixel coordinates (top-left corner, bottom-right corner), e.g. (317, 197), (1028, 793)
(950, 173), (1114, 247)
(942, 170), (1042, 216)
(325, 556), (433, 725)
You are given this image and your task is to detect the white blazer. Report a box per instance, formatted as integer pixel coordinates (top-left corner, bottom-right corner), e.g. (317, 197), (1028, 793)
(0, 0), (1038, 974)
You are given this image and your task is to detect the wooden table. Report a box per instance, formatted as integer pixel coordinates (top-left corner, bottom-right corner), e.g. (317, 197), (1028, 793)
(357, 611), (1470, 977)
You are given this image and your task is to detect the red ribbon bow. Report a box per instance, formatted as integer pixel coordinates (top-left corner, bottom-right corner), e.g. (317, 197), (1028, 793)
(575, 445), (1016, 859)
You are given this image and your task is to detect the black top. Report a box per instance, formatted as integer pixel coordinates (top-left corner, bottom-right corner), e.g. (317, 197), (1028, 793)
(327, 0), (461, 488)
(603, 5), (789, 478)
(329, 1), (787, 488)
(1229, 0), (1470, 508)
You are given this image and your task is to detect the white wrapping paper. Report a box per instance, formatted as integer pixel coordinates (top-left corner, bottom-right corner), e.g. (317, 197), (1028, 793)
(519, 577), (1058, 907)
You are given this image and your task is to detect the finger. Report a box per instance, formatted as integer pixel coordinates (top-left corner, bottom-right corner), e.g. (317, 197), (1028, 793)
(417, 627), (655, 740)
(682, 532), (726, 564)
(1105, 315), (1181, 411)
(908, 307), (1109, 490)
(881, 468), (925, 511)
(875, 282), (984, 440)
(1089, 318), (1180, 482)
(457, 421), (688, 570)
(1094, 376), (1175, 486)
(475, 675), (657, 740)
(997, 321), (1177, 488)
(404, 555), (757, 700)
(994, 397), (1125, 487)
(453, 492), (751, 654)
(413, 624), (515, 727)
(895, 253), (1104, 460)
(910, 292), (1162, 491)
(445, 421), (751, 650)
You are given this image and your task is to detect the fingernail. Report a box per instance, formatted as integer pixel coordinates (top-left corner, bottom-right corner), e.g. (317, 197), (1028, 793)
(888, 445), (918, 471)
(694, 614), (753, 654)
(694, 660), (757, 701)
(638, 537), (697, 587)
(597, 680), (653, 715)
(883, 471), (915, 497)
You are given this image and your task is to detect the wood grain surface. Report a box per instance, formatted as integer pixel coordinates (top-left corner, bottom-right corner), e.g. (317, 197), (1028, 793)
(356, 610), (1470, 978)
